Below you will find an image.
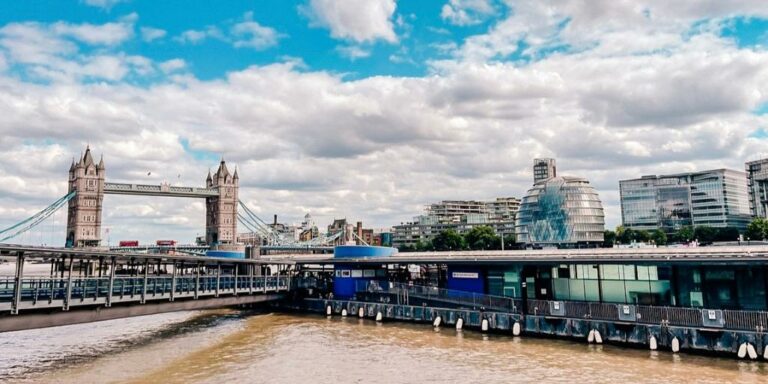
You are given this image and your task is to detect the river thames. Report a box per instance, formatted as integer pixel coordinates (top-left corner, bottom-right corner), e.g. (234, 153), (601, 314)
(1, 310), (767, 383)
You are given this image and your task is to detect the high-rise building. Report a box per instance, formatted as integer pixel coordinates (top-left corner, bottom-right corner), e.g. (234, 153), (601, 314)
(533, 158), (557, 183)
(746, 158), (768, 219)
(619, 169), (751, 232)
(515, 176), (605, 247)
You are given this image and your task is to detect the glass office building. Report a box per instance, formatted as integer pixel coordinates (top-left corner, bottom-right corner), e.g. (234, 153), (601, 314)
(515, 176), (605, 247)
(620, 169), (751, 232)
(746, 158), (768, 218)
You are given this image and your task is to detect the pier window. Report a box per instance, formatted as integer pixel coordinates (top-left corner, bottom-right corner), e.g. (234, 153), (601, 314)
(552, 264), (671, 305)
(552, 264), (599, 302)
(674, 266), (765, 310)
(487, 267), (522, 298)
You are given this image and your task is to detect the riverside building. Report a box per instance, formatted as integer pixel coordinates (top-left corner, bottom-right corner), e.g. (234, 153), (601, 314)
(746, 158), (768, 219)
(515, 176), (605, 247)
(514, 158), (605, 248)
(392, 198), (520, 249)
(619, 169), (751, 233)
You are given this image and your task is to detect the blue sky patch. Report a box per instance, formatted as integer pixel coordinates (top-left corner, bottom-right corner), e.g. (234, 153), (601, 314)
(720, 16), (768, 48)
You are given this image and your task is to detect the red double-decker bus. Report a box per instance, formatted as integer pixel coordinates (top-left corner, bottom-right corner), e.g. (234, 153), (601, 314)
(156, 240), (177, 246)
(119, 240), (139, 247)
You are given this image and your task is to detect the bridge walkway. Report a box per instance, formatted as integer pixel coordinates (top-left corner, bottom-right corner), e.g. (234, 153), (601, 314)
(0, 244), (295, 332)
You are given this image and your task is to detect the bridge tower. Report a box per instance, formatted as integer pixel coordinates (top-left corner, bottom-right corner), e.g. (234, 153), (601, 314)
(205, 159), (238, 246)
(66, 146), (105, 247)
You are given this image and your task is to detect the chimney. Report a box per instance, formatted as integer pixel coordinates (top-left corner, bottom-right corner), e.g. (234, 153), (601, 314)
(274, 214), (278, 226)
(356, 221), (362, 245)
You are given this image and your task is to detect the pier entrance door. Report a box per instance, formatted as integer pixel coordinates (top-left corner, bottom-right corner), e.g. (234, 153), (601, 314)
(522, 266), (554, 300)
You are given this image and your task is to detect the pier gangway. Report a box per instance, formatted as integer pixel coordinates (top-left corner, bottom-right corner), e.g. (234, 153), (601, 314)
(0, 244), (294, 332)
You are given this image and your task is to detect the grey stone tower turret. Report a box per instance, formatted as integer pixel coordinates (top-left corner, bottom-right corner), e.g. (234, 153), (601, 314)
(66, 146), (105, 247)
(205, 159), (239, 245)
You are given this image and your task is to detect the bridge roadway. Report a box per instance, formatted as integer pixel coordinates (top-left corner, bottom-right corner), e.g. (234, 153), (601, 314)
(0, 244), (293, 332)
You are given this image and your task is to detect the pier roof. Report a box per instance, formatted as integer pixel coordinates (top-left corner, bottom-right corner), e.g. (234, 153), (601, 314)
(260, 245), (768, 265)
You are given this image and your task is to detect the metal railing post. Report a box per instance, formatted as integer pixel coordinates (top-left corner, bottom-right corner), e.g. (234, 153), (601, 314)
(249, 264), (254, 295)
(106, 257), (115, 307)
(10, 252), (25, 315)
(264, 274), (267, 293)
(215, 263), (221, 297)
(141, 260), (149, 304)
(194, 262), (200, 299)
(170, 262), (177, 302)
(233, 264), (239, 296)
(64, 256), (74, 311)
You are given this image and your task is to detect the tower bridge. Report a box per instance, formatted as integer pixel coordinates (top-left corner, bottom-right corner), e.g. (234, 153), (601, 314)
(0, 145), (348, 252)
(65, 146), (239, 248)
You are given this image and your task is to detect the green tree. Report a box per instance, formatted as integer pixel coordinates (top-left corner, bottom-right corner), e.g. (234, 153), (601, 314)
(650, 229), (667, 246)
(616, 227), (650, 244)
(616, 227), (635, 244)
(714, 226), (740, 242)
(636, 230), (651, 243)
(398, 244), (414, 253)
(431, 229), (465, 251)
(693, 226), (717, 243)
(746, 218), (768, 240)
(464, 226), (500, 250)
(615, 225), (626, 242)
(603, 230), (616, 247)
(676, 226), (694, 242)
(414, 240), (433, 252)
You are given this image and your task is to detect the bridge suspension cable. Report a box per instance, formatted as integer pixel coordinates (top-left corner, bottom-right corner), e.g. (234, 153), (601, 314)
(0, 191), (76, 243)
(237, 200), (347, 247)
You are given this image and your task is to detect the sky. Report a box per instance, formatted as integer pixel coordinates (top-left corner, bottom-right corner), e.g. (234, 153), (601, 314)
(1, 0), (768, 244)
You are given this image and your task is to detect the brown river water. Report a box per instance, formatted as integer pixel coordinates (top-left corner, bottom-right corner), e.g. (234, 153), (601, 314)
(1, 310), (768, 383)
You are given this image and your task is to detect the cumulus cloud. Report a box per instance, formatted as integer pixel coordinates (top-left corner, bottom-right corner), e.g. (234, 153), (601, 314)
(175, 27), (225, 44)
(159, 58), (186, 73)
(441, 0), (497, 26)
(303, 0), (398, 43)
(231, 12), (282, 49)
(336, 45), (370, 60)
(51, 19), (134, 46)
(82, 0), (128, 10)
(174, 13), (281, 50)
(140, 26), (166, 42)
(0, 17), (153, 82)
(454, 1), (768, 61)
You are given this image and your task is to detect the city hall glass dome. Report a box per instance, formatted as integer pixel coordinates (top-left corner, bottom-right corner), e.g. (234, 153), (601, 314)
(515, 176), (605, 247)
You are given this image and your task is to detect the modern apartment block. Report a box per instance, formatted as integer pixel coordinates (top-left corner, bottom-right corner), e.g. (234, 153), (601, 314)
(392, 198), (520, 248)
(620, 169), (752, 232)
(533, 158), (557, 183)
(746, 158), (768, 219)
